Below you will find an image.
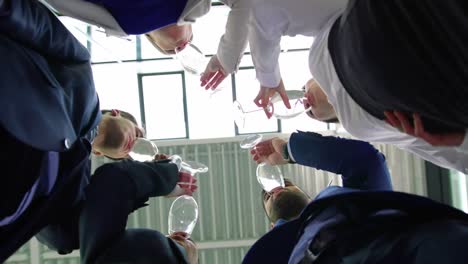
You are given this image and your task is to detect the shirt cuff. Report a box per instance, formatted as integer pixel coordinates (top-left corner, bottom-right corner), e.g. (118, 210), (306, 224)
(256, 68), (281, 88)
(456, 130), (468, 154)
(287, 141), (297, 163)
(216, 49), (239, 74)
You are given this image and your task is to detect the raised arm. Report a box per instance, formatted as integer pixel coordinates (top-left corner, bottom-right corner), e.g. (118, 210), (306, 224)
(248, 5), (282, 89)
(200, 0), (251, 89)
(0, 0), (89, 62)
(248, 4), (291, 111)
(216, 0), (250, 74)
(79, 160), (187, 263)
(253, 131), (392, 191)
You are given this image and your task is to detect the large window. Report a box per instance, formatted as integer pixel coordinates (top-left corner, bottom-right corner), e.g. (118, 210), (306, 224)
(139, 72), (188, 139)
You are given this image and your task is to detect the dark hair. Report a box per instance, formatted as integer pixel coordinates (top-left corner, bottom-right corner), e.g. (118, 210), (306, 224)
(99, 119), (125, 151)
(261, 179), (310, 223)
(99, 109), (139, 161)
(101, 109), (138, 126)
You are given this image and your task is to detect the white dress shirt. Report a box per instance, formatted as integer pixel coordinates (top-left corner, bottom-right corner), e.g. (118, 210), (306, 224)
(308, 13), (468, 173)
(44, 0), (249, 74)
(179, 0), (251, 74)
(248, 0), (348, 87)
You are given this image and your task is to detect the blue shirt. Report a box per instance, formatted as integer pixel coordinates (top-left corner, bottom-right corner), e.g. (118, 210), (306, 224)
(85, 0), (189, 34)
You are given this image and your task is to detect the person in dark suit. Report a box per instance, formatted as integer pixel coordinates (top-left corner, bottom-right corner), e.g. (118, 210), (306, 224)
(77, 158), (199, 264)
(245, 131), (468, 263)
(0, 0), (144, 261)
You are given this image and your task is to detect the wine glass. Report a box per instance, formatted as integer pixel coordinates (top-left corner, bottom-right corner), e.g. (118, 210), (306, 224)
(175, 43), (207, 76)
(169, 155), (208, 190)
(168, 195), (199, 236)
(128, 138), (159, 162)
(233, 90), (312, 128)
(256, 163), (286, 192)
(239, 134), (285, 192)
(170, 155), (209, 176)
(269, 90), (311, 119)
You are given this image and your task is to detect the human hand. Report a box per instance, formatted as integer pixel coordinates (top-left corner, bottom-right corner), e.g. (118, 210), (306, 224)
(166, 172), (198, 197)
(251, 137), (288, 165)
(200, 55), (227, 90)
(384, 111), (465, 146)
(253, 79), (291, 119)
(154, 153), (170, 161)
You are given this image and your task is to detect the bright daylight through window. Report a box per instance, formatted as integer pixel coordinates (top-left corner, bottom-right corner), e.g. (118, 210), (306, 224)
(60, 5), (337, 141)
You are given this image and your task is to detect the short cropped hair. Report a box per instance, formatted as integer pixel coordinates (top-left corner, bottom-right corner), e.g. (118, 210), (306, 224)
(99, 109), (139, 160)
(261, 179), (310, 223)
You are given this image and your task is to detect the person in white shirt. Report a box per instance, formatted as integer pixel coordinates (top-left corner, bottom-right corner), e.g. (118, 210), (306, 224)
(43, 0), (250, 90)
(302, 78), (468, 173)
(245, 0), (467, 163)
(246, 0), (349, 112)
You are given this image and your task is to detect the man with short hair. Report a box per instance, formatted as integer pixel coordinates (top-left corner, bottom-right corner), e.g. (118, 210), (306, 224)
(0, 1), (177, 261)
(248, 0), (468, 157)
(301, 78), (468, 173)
(261, 179), (310, 228)
(246, 131), (468, 263)
(77, 157), (199, 264)
(92, 109), (145, 159)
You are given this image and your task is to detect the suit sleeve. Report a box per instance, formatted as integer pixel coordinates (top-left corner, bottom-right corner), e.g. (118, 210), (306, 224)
(79, 160), (187, 264)
(289, 131), (393, 191)
(0, 0), (89, 62)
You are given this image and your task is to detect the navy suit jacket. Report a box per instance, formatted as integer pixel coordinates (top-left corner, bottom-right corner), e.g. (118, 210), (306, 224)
(243, 132), (468, 263)
(78, 160), (187, 264)
(0, 0), (100, 261)
(35, 159), (183, 263)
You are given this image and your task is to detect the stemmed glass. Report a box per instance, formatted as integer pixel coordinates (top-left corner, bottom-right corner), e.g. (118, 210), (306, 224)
(240, 134), (285, 192)
(128, 138), (159, 162)
(128, 139), (209, 179)
(175, 43), (207, 76)
(233, 90), (311, 128)
(170, 154), (209, 188)
(168, 195), (199, 237)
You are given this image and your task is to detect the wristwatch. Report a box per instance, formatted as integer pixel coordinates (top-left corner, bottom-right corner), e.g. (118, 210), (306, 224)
(281, 143), (296, 164)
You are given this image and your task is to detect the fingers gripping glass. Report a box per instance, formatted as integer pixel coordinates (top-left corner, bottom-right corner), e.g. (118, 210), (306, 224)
(233, 90), (312, 128)
(170, 154), (208, 196)
(240, 134), (285, 192)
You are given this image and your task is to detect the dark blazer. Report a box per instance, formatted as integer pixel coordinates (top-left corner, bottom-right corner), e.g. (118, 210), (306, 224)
(243, 132), (468, 263)
(36, 160), (182, 259)
(77, 160), (187, 264)
(0, 0), (100, 151)
(0, 0), (101, 261)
